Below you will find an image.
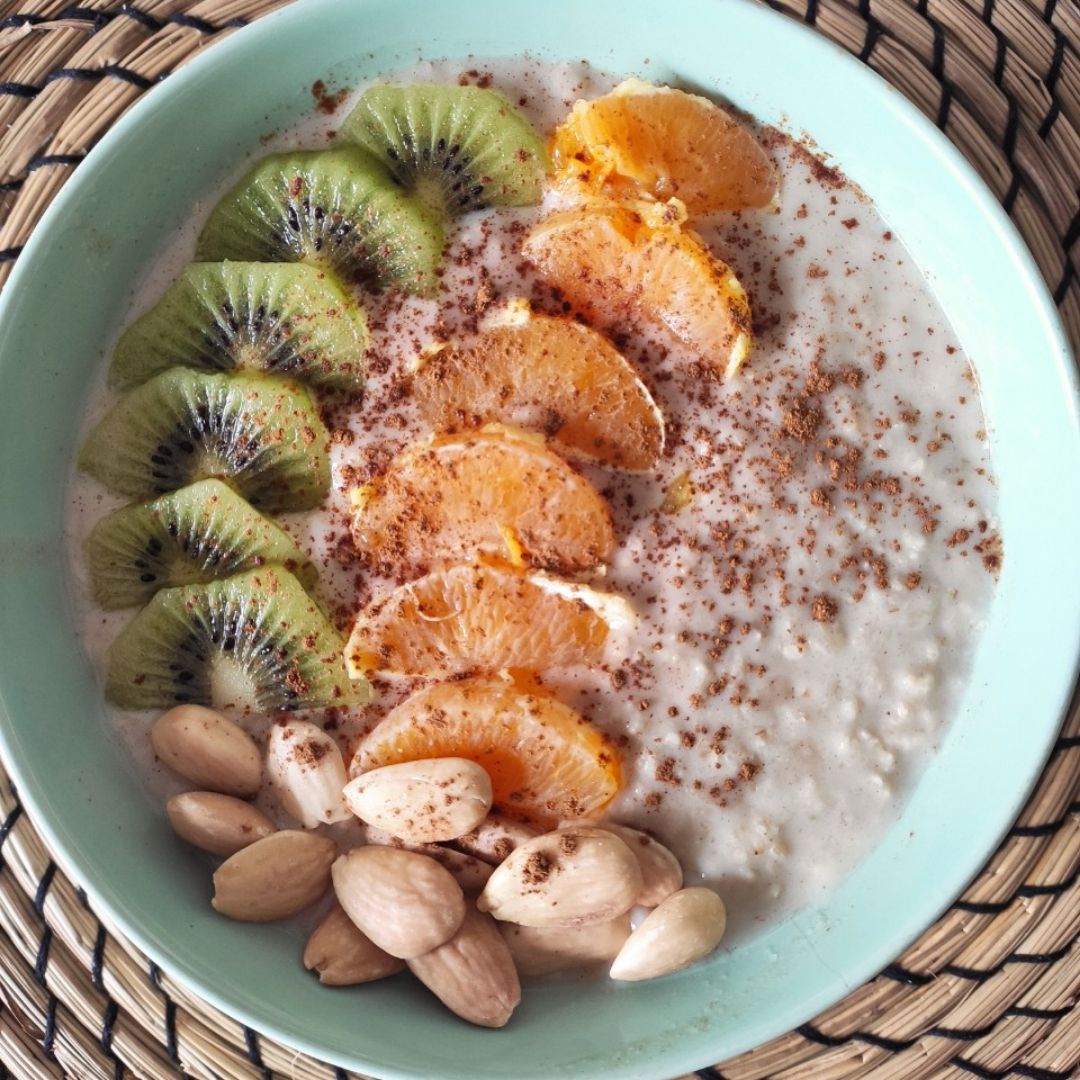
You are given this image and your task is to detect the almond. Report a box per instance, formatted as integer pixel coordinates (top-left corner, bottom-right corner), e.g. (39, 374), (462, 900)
(596, 823), (682, 907)
(364, 826), (493, 893)
(303, 903), (405, 986)
(609, 887), (727, 981)
(477, 826), (642, 927)
(212, 831), (335, 922)
(331, 846), (466, 959)
(344, 757), (492, 843)
(408, 905), (521, 1028)
(426, 846), (494, 894)
(166, 791), (274, 856)
(452, 813), (540, 864)
(151, 705), (261, 797)
(500, 914), (631, 975)
(266, 719), (350, 828)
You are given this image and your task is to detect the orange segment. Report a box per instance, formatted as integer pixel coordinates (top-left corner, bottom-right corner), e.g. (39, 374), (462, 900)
(551, 79), (777, 214)
(345, 562), (633, 678)
(524, 200), (752, 379)
(410, 302), (665, 471)
(355, 677), (621, 824)
(351, 427), (615, 575)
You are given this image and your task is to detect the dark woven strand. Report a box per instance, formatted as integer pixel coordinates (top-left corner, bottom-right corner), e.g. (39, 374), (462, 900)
(244, 1026), (273, 1080)
(147, 963), (183, 1070)
(41, 994), (58, 1062)
(953, 1060), (1076, 1080)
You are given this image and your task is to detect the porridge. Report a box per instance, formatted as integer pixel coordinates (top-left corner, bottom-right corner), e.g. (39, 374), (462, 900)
(66, 60), (999, 1023)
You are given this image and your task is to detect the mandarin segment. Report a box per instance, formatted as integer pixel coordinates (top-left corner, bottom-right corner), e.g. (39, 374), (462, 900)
(551, 79), (777, 214)
(351, 428), (615, 575)
(355, 677), (621, 825)
(524, 201), (752, 379)
(345, 562), (632, 678)
(409, 304), (664, 470)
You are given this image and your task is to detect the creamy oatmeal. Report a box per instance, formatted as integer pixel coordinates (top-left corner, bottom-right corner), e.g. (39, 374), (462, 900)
(67, 58), (999, 946)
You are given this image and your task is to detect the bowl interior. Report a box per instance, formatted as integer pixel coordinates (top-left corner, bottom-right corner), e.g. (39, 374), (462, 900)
(0, 1), (1077, 1077)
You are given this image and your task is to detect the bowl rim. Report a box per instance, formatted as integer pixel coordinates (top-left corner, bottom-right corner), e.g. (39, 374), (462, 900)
(0, 0), (1077, 1077)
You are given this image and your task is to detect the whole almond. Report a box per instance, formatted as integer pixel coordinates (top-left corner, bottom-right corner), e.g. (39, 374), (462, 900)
(501, 914), (631, 975)
(151, 705), (261, 797)
(408, 905), (521, 1028)
(477, 826), (643, 927)
(266, 720), (350, 828)
(303, 903), (405, 986)
(212, 830), (336, 922)
(364, 826), (493, 893)
(609, 887), (727, 982)
(344, 758), (492, 843)
(166, 791), (274, 856)
(332, 846), (465, 959)
(453, 813), (540, 865)
(597, 824), (683, 907)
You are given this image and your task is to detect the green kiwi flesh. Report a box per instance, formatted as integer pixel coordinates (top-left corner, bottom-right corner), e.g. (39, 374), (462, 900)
(85, 479), (316, 609)
(79, 369), (330, 512)
(110, 262), (368, 393)
(105, 565), (364, 711)
(342, 84), (547, 214)
(195, 148), (444, 295)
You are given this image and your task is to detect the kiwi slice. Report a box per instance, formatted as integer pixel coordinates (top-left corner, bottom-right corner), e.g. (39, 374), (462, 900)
(105, 565), (364, 711)
(79, 368), (330, 512)
(85, 479), (316, 609)
(110, 262), (368, 393)
(196, 148), (444, 295)
(342, 84), (547, 215)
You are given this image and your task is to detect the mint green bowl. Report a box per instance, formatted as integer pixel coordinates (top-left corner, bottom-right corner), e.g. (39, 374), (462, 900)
(0, 1), (1077, 1076)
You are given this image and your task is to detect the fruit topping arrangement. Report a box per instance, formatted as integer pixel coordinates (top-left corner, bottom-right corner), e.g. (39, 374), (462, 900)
(346, 562), (629, 679)
(524, 199), (753, 380)
(349, 427), (617, 575)
(110, 261), (369, 392)
(81, 368), (332, 511)
(78, 77), (775, 1027)
(197, 147), (446, 295)
(341, 84), (548, 213)
(549, 78), (776, 212)
(408, 300), (665, 470)
(105, 567), (357, 711)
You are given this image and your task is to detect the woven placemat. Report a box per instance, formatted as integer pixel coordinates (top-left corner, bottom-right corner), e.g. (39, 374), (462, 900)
(0, 1), (1076, 1078)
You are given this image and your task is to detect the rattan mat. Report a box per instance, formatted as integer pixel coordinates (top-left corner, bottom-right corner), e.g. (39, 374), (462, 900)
(0, 1), (1076, 1077)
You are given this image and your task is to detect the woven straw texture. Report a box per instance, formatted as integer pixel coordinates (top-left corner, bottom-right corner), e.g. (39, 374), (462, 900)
(0, 1), (1076, 1078)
